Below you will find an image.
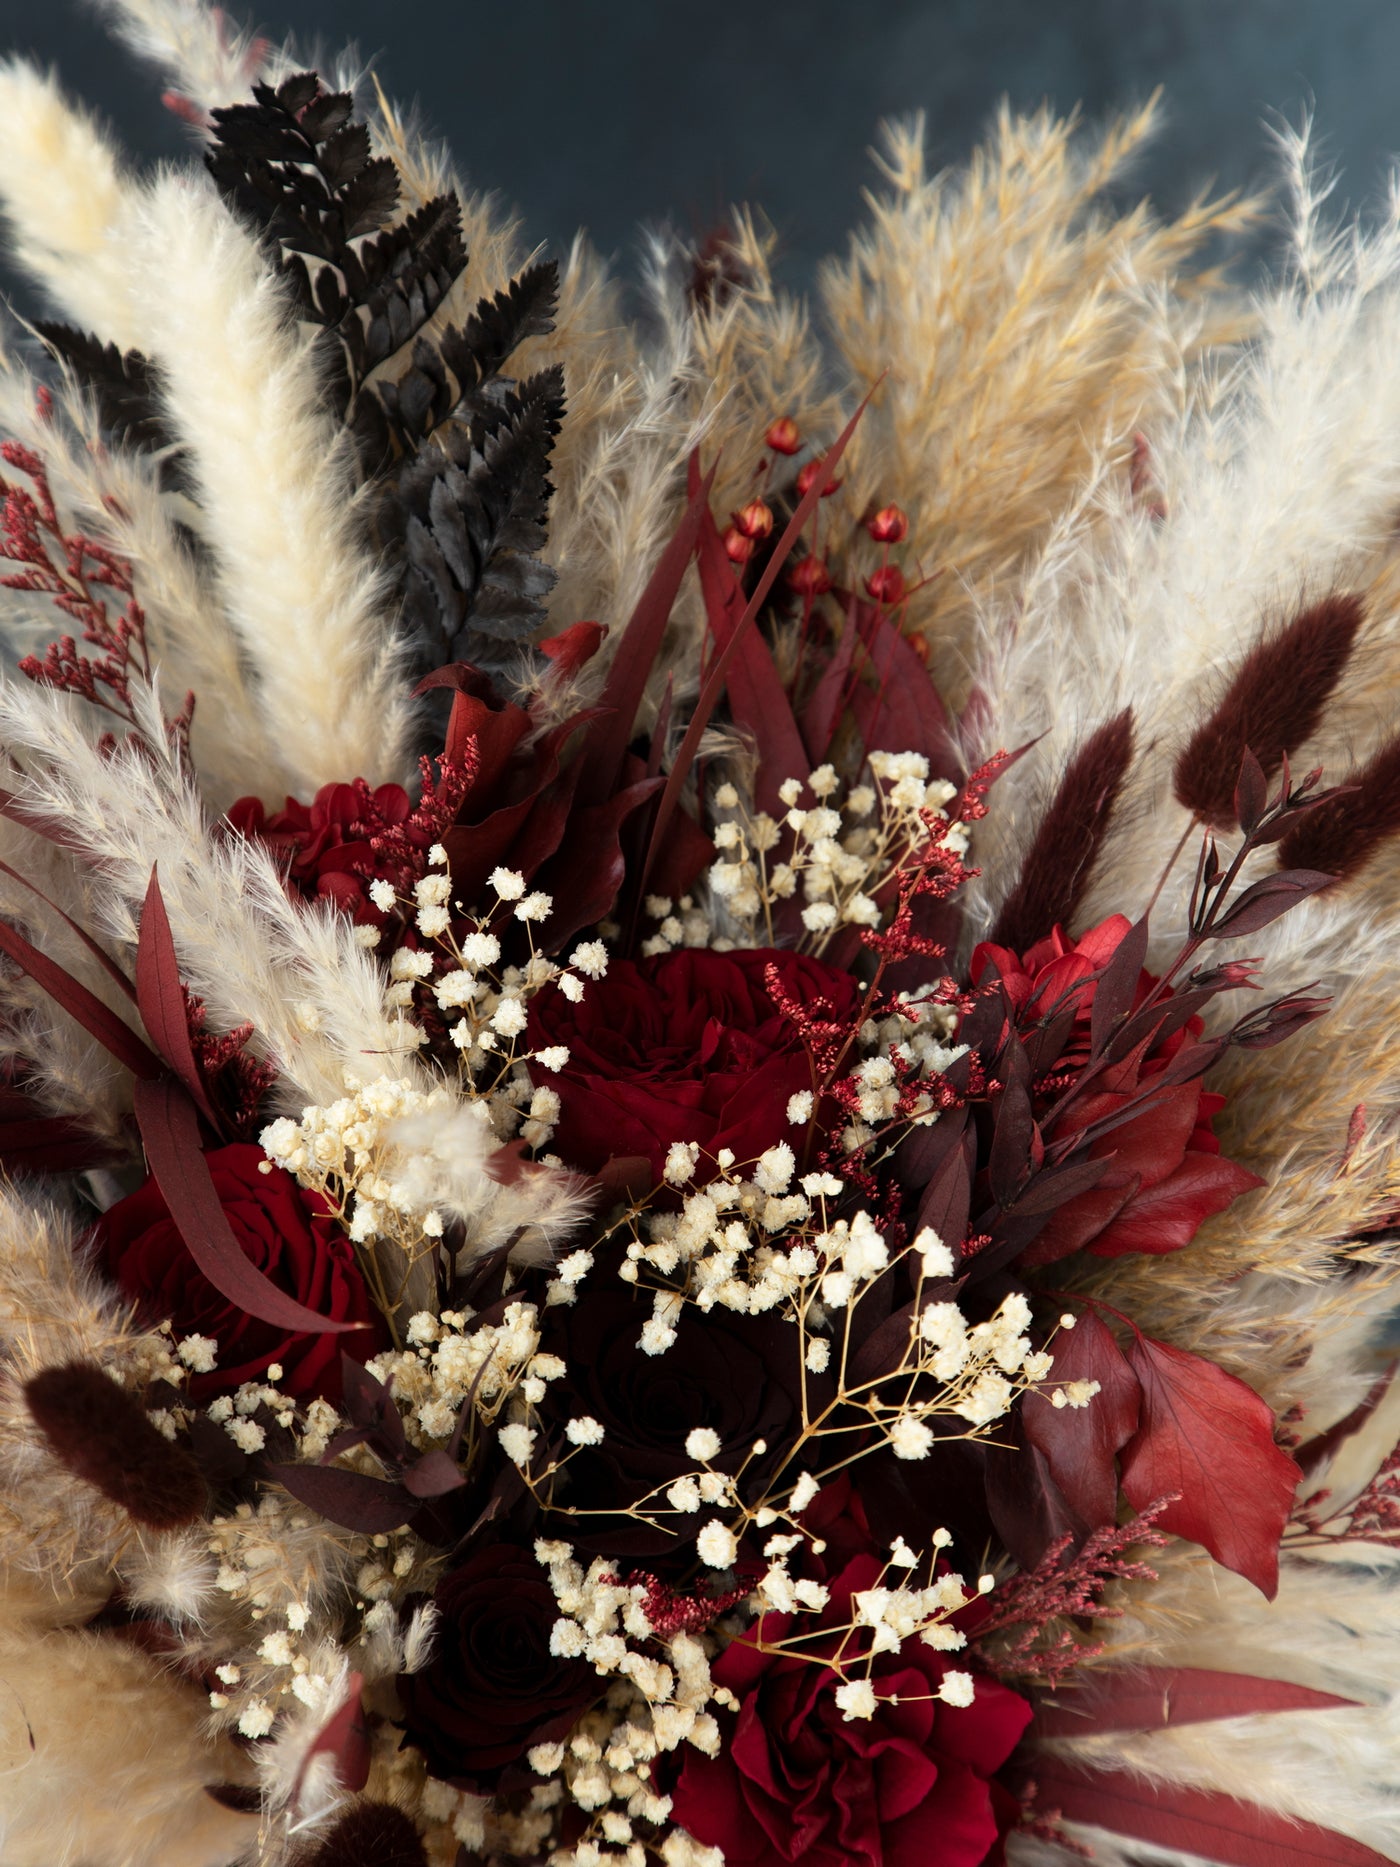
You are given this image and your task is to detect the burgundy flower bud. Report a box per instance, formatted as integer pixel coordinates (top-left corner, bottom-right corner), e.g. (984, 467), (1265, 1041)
(786, 554), (832, 596)
(732, 497), (774, 539)
(764, 416), (801, 455)
(796, 455), (843, 498)
(721, 525), (756, 565)
(865, 502), (909, 543)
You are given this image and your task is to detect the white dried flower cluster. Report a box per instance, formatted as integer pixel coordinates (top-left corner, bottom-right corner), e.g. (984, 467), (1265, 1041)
(366, 1301), (556, 1444)
(703, 753), (968, 955)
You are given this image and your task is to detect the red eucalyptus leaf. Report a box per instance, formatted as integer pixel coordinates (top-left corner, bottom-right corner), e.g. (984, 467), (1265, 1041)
(1010, 1154), (1116, 1217)
(269, 1460), (415, 1534)
(1118, 1335), (1300, 1596)
(1026, 1760), (1392, 1867)
(136, 868), (223, 1132)
(1089, 915), (1150, 1054)
(695, 495), (810, 819)
(0, 913), (162, 1081)
(1023, 1312), (1141, 1532)
(1209, 869), (1334, 937)
(913, 1126), (974, 1251)
(402, 1448), (468, 1498)
(1234, 746), (1269, 836)
(132, 1078), (361, 1336)
(1031, 1665), (1358, 1739)
(1084, 1151), (1263, 1257)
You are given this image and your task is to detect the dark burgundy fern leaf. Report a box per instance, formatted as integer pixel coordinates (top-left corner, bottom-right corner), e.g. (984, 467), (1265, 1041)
(991, 707), (1135, 951)
(32, 323), (174, 457)
(1278, 730), (1400, 882)
(1174, 593), (1365, 826)
(24, 1361), (206, 1529)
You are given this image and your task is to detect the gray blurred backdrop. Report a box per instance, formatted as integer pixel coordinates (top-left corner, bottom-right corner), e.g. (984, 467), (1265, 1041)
(1, 0), (1399, 305)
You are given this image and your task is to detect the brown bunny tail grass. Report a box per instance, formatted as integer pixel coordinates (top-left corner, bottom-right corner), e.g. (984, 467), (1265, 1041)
(24, 1361), (207, 1530)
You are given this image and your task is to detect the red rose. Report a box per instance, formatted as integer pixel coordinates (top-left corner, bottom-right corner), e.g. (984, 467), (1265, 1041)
(526, 948), (865, 1181)
(671, 1553), (1030, 1867)
(395, 1541), (597, 1791)
(227, 781), (411, 922)
(971, 915), (1261, 1266)
(93, 1143), (388, 1402)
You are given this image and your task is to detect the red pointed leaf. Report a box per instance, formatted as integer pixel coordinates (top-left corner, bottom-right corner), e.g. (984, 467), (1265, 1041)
(799, 602), (861, 763)
(402, 1448), (468, 1498)
(1023, 1312), (1142, 1530)
(849, 599), (960, 774)
(132, 1078), (361, 1336)
(0, 857), (135, 1001)
(1211, 869), (1335, 937)
(0, 915), (162, 1080)
(1119, 1334), (1300, 1596)
(295, 1671), (369, 1796)
(1085, 1150), (1264, 1257)
(1027, 1760), (1393, 1867)
(267, 1461), (414, 1533)
(638, 399), (869, 898)
(572, 466), (715, 808)
(536, 774), (663, 952)
(136, 868), (223, 1131)
(696, 503), (810, 819)
(1032, 1665), (1358, 1738)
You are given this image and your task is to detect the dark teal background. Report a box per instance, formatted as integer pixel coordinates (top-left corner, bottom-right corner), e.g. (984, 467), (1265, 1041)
(1, 1), (1398, 297)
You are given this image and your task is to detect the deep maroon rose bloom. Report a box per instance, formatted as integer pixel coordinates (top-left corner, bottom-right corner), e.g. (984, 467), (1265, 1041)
(971, 914), (1261, 1266)
(671, 1554), (1030, 1867)
(539, 1281), (807, 1562)
(227, 781), (411, 922)
(93, 1143), (388, 1402)
(527, 948), (865, 1180)
(395, 1541), (596, 1790)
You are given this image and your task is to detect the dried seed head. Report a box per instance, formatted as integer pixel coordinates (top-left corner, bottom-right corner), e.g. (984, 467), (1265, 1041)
(1278, 732), (1400, 883)
(991, 708), (1135, 953)
(303, 1801), (429, 1867)
(1174, 593), (1365, 826)
(864, 564), (906, 606)
(765, 417), (801, 455)
(24, 1361), (206, 1529)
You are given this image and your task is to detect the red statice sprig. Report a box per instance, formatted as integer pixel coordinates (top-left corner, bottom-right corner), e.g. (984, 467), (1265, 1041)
(971, 1499), (1172, 1688)
(598, 1570), (751, 1640)
(4, 441), (193, 758)
(363, 748), (478, 898)
(184, 987), (277, 1140)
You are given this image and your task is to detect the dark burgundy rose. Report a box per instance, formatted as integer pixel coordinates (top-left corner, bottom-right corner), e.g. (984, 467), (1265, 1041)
(671, 1553), (1030, 1867)
(227, 780), (411, 923)
(527, 948), (865, 1181)
(395, 1541), (597, 1790)
(93, 1143), (388, 1403)
(539, 1281), (808, 1562)
(971, 914), (1261, 1266)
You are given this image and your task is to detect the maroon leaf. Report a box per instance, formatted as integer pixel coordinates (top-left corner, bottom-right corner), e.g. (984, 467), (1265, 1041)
(1026, 1760), (1393, 1867)
(695, 497), (810, 819)
(572, 466), (715, 809)
(1210, 870), (1335, 938)
(536, 772), (664, 952)
(402, 1448), (467, 1498)
(913, 1126), (974, 1251)
(0, 915), (162, 1081)
(638, 399), (869, 898)
(1089, 916), (1150, 1054)
(132, 1077), (362, 1336)
(799, 601), (861, 764)
(1010, 1154), (1116, 1217)
(1234, 746), (1269, 836)
(1031, 1665), (1357, 1738)
(136, 868), (223, 1132)
(0, 856), (134, 1001)
(295, 1671), (370, 1797)
(848, 599), (960, 775)
(268, 1461), (415, 1534)
(1023, 1312), (1141, 1532)
(1119, 1334), (1300, 1596)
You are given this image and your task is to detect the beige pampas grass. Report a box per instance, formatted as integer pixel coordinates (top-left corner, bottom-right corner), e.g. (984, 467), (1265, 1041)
(130, 173), (415, 796)
(93, 0), (273, 114)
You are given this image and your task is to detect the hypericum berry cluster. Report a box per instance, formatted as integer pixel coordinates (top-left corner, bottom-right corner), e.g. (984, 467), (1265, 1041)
(693, 753), (969, 956)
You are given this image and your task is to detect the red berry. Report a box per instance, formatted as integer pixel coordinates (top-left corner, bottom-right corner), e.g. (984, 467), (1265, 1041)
(787, 555), (832, 595)
(796, 456), (843, 499)
(866, 503), (909, 544)
(864, 564), (906, 606)
(765, 417), (801, 455)
(722, 525), (756, 565)
(732, 498), (774, 539)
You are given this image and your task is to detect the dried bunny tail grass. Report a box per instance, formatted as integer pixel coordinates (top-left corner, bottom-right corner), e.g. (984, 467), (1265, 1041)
(0, 60), (147, 346)
(23, 1362), (206, 1530)
(129, 172), (414, 795)
(302, 1800), (429, 1867)
(1279, 728), (1400, 880)
(93, 0), (274, 115)
(989, 706), (1135, 952)
(822, 98), (1256, 707)
(0, 343), (292, 809)
(971, 122), (1400, 952)
(0, 679), (427, 1106)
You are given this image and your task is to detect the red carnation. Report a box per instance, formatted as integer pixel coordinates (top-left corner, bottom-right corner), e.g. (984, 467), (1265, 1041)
(971, 915), (1261, 1266)
(671, 1553), (1030, 1867)
(526, 948), (864, 1183)
(93, 1144), (388, 1402)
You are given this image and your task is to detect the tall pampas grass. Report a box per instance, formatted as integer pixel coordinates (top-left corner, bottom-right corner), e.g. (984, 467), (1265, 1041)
(128, 173), (415, 795)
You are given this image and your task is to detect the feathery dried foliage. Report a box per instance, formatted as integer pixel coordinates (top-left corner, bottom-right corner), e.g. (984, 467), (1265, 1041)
(822, 100), (1258, 707)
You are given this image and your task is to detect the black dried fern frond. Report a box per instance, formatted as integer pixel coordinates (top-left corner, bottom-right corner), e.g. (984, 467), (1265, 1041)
(391, 363), (566, 670)
(32, 323), (174, 455)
